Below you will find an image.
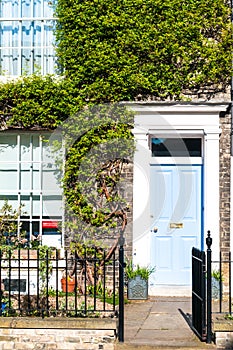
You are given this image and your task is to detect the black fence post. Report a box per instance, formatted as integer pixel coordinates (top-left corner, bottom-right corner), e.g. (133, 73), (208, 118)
(206, 230), (212, 344)
(118, 234), (125, 342)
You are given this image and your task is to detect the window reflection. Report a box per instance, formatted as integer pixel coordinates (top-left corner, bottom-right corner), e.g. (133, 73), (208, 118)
(0, 0), (56, 75)
(151, 138), (202, 157)
(0, 133), (62, 244)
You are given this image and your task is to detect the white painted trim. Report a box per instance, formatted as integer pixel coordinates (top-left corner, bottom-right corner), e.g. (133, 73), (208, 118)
(150, 157), (203, 165)
(129, 102), (226, 286)
(124, 101), (229, 113)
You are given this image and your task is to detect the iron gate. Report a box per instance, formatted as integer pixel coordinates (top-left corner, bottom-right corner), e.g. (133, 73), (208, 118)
(192, 247), (206, 341)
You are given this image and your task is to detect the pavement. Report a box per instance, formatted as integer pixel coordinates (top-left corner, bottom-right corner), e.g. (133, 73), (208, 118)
(115, 296), (217, 350)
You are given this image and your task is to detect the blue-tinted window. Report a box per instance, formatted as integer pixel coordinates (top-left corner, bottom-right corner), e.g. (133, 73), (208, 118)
(0, 0), (56, 76)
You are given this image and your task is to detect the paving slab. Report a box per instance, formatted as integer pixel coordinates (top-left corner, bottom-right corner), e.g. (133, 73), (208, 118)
(115, 296), (217, 349)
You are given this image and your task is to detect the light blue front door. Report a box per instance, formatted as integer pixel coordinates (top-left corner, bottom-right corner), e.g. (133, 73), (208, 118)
(150, 164), (203, 285)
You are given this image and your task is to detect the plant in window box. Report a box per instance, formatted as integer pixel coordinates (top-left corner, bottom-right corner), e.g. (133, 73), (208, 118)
(125, 260), (155, 300)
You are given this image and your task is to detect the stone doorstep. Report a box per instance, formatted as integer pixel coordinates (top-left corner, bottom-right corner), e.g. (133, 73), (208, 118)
(0, 317), (118, 332)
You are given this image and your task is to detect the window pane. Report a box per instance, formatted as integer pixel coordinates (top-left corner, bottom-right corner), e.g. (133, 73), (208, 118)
(32, 221), (39, 238)
(42, 166), (62, 193)
(0, 1), (19, 18)
(44, 20), (55, 46)
(33, 47), (42, 71)
(22, 21), (32, 46)
(20, 163), (40, 191)
(0, 47), (20, 75)
(32, 196), (40, 216)
(43, 0), (54, 18)
(42, 134), (63, 161)
(0, 21), (19, 47)
(32, 135), (40, 161)
(151, 138), (202, 157)
(20, 163), (31, 190)
(20, 135), (40, 161)
(0, 195), (18, 210)
(34, 0), (42, 17)
(0, 135), (18, 161)
(21, 221), (30, 242)
(44, 47), (56, 74)
(20, 195), (30, 214)
(22, 0), (32, 18)
(42, 137), (53, 162)
(0, 47), (19, 75)
(32, 163), (40, 190)
(34, 21), (42, 46)
(21, 48), (31, 74)
(20, 135), (30, 161)
(43, 195), (62, 216)
(0, 163), (18, 190)
(21, 195), (40, 216)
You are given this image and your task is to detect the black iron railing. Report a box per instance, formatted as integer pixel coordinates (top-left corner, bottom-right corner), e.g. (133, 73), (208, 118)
(192, 246), (206, 341)
(192, 231), (233, 344)
(211, 250), (233, 315)
(0, 247), (120, 319)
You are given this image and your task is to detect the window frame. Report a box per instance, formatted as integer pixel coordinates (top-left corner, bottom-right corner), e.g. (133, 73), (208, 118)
(0, 131), (63, 247)
(0, 0), (57, 76)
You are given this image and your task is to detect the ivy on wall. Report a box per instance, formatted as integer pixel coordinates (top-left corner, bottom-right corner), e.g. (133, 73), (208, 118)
(0, 0), (231, 245)
(55, 0), (232, 101)
(0, 76), (77, 129)
(0, 0), (231, 127)
(62, 104), (134, 238)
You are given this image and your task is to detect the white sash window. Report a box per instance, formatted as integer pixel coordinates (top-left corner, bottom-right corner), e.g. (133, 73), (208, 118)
(0, 132), (63, 247)
(0, 0), (56, 76)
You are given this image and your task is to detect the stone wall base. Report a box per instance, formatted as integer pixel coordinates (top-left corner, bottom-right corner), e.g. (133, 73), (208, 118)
(215, 331), (233, 350)
(0, 318), (117, 350)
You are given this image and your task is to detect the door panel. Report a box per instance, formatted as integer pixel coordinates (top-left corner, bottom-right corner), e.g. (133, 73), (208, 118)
(150, 164), (202, 285)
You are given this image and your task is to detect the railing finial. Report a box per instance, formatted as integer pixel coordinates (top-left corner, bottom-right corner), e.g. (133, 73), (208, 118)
(206, 230), (212, 250)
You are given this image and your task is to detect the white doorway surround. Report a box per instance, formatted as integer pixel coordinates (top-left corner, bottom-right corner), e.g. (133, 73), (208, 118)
(127, 102), (229, 296)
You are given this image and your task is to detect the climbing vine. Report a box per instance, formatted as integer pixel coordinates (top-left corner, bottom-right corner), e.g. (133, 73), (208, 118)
(0, 0), (231, 253)
(60, 104), (134, 246)
(55, 0), (232, 101)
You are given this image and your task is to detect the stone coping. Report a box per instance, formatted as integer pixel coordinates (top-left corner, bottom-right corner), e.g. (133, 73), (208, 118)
(214, 321), (233, 332)
(0, 317), (118, 330)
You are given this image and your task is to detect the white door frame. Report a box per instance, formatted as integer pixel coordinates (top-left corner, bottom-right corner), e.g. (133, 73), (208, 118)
(127, 102), (228, 286)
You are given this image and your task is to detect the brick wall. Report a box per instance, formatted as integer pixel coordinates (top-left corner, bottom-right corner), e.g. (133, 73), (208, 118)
(121, 161), (133, 258)
(219, 112), (231, 254)
(219, 112), (231, 292)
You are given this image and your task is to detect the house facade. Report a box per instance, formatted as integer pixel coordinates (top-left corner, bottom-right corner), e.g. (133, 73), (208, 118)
(0, 0), (232, 294)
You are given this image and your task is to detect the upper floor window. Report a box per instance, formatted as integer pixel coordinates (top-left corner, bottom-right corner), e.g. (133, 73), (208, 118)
(0, 0), (56, 76)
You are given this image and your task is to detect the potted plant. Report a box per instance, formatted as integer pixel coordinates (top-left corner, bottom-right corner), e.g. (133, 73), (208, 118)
(125, 260), (155, 300)
(211, 269), (223, 299)
(61, 272), (76, 293)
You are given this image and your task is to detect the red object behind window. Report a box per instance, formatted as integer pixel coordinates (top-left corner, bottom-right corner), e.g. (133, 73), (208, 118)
(42, 221), (58, 229)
